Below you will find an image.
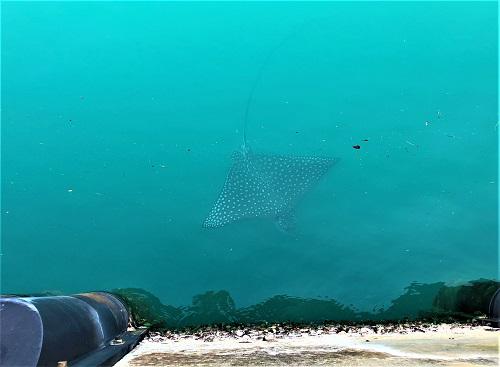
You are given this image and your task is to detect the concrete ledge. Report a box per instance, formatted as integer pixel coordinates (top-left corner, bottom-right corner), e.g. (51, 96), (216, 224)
(115, 324), (498, 366)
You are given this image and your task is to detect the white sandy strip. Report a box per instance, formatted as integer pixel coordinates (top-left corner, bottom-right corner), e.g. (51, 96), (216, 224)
(115, 325), (499, 366)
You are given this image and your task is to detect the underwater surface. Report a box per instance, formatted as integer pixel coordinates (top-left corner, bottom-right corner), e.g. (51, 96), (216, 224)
(2, 2), (498, 323)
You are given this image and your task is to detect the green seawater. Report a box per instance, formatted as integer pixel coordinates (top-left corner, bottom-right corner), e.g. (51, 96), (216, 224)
(2, 2), (498, 323)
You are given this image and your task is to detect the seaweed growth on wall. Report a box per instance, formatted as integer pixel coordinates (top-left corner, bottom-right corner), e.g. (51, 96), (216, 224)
(112, 279), (498, 329)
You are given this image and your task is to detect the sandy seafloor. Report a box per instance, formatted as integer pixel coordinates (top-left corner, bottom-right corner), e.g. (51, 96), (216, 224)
(115, 323), (499, 366)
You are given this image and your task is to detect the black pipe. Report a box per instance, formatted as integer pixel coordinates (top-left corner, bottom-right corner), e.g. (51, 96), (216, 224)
(0, 292), (142, 367)
(486, 288), (500, 327)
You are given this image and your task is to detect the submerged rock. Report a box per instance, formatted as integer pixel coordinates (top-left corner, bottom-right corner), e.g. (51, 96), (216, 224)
(237, 294), (357, 323)
(432, 279), (500, 319)
(178, 290), (238, 326)
(112, 288), (183, 329)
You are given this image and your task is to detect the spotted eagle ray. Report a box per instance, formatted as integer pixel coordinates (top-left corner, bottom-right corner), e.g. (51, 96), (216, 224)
(203, 32), (338, 231)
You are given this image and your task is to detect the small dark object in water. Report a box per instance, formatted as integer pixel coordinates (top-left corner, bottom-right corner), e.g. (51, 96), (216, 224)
(187, 148), (191, 152)
(353, 145), (361, 149)
(362, 139), (368, 141)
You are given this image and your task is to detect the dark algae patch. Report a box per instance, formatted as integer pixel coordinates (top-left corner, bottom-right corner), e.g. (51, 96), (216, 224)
(112, 279), (498, 330)
(113, 288), (183, 329)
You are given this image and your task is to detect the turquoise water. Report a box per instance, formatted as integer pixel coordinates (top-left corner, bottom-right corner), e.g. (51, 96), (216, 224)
(2, 2), (498, 322)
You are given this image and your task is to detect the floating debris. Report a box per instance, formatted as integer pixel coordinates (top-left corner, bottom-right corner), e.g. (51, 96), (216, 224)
(352, 145), (361, 150)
